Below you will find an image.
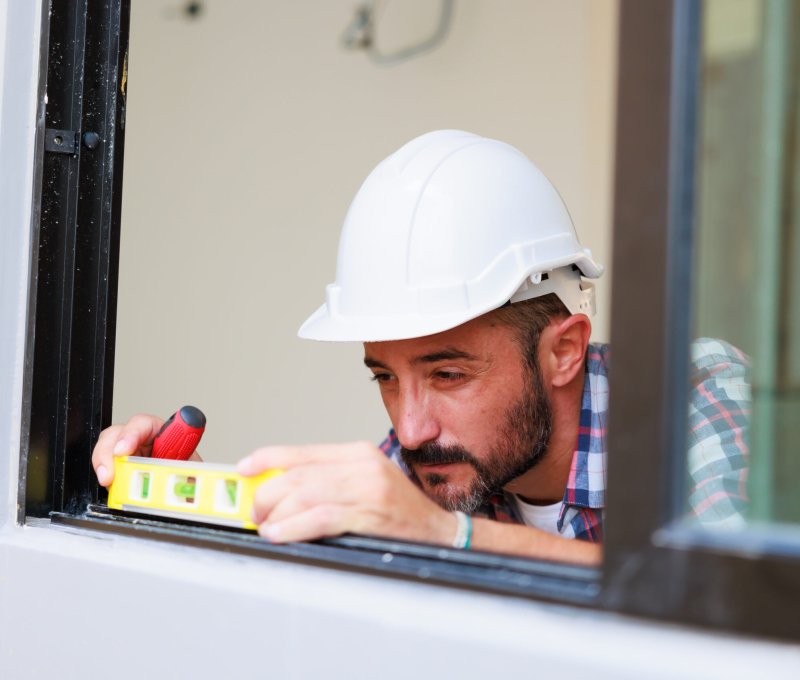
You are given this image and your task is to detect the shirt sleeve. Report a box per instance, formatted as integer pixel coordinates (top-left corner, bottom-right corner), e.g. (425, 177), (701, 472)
(378, 428), (409, 472)
(685, 338), (751, 529)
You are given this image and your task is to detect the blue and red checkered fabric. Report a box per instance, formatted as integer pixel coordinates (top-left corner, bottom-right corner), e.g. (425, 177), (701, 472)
(685, 338), (750, 529)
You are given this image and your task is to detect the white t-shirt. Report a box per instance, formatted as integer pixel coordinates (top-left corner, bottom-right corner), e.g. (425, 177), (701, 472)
(512, 495), (564, 536)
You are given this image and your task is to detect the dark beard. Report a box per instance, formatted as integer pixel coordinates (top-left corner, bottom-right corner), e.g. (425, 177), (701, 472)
(400, 362), (553, 513)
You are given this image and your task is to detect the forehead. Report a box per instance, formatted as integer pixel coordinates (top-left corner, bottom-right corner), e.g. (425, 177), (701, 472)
(363, 314), (519, 364)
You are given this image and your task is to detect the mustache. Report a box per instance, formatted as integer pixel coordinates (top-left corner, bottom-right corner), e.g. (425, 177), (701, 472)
(400, 442), (479, 467)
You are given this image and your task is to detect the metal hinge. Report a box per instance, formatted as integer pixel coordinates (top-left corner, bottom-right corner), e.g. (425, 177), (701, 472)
(44, 128), (79, 155)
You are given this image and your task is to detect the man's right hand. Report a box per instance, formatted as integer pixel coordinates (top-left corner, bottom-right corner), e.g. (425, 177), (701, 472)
(91, 414), (167, 487)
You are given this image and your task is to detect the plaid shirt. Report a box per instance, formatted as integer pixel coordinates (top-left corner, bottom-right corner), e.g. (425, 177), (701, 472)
(380, 339), (750, 542)
(685, 338), (750, 529)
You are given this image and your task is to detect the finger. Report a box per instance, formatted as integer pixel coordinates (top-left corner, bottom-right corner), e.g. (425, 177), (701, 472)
(251, 463), (354, 524)
(92, 425), (123, 487)
(258, 504), (350, 543)
(112, 413), (165, 457)
(237, 441), (375, 476)
(91, 414), (164, 487)
(251, 470), (299, 524)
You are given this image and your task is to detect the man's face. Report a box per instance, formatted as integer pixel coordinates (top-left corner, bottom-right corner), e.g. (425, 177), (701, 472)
(363, 314), (552, 512)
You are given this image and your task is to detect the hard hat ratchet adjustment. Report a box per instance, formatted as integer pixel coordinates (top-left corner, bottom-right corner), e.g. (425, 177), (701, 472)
(508, 266), (597, 318)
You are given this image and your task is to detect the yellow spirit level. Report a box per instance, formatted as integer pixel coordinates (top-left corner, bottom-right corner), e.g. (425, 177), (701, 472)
(107, 456), (281, 530)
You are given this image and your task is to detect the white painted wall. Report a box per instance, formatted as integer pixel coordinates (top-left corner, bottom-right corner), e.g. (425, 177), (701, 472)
(3, 2), (800, 677)
(112, 0), (618, 463)
(4, 523), (800, 680)
(0, 0), (39, 529)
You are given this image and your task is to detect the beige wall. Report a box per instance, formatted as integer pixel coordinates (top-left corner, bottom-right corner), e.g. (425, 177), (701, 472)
(113, 0), (618, 462)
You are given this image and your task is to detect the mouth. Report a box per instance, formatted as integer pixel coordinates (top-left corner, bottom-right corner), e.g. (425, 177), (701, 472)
(415, 461), (468, 475)
(417, 462), (452, 471)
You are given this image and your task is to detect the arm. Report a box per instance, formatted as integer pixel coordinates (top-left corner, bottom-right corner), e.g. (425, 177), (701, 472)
(238, 442), (601, 566)
(470, 518), (602, 565)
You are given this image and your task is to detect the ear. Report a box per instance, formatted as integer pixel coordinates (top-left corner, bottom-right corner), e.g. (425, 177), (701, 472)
(542, 314), (592, 388)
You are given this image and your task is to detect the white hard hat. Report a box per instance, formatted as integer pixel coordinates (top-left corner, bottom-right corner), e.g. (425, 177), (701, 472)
(299, 130), (603, 342)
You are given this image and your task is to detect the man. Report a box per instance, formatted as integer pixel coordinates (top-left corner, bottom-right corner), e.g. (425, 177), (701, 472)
(92, 130), (749, 565)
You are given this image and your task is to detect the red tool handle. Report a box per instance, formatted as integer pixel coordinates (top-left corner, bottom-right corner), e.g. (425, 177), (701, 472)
(151, 405), (206, 460)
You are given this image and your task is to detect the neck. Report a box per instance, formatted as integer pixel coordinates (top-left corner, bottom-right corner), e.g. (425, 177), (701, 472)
(503, 368), (584, 505)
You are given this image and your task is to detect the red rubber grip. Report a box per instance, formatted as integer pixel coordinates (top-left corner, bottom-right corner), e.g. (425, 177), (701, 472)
(151, 406), (206, 460)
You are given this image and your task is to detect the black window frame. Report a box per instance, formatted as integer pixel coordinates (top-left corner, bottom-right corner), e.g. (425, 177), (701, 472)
(19, 0), (800, 643)
(603, 0), (800, 642)
(23, 0), (129, 521)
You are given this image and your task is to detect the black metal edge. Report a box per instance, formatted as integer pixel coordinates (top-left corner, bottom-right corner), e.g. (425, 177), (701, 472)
(83, 504), (597, 579)
(602, 0), (800, 644)
(63, 0), (130, 513)
(662, 0), (702, 521)
(603, 541), (800, 643)
(26, 0), (88, 518)
(25, 0), (130, 518)
(653, 521), (800, 560)
(603, 0), (675, 564)
(17, 0), (54, 524)
(777, 5), (800, 392)
(50, 509), (601, 605)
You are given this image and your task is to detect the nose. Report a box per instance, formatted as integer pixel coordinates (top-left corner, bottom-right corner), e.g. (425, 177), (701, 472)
(393, 386), (440, 451)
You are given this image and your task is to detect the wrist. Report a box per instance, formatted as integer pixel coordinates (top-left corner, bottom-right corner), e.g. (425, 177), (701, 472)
(451, 511), (472, 550)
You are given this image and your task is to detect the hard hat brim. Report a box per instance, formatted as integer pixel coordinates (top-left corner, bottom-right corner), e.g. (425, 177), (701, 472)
(298, 253), (603, 343)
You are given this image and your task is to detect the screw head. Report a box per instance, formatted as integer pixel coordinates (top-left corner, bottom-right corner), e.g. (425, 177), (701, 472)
(83, 131), (101, 149)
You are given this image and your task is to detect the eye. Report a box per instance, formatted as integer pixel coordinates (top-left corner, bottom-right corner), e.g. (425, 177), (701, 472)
(370, 372), (394, 384)
(434, 370), (465, 382)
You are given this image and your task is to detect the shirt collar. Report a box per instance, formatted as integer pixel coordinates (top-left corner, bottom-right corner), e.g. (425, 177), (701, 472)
(560, 344), (610, 510)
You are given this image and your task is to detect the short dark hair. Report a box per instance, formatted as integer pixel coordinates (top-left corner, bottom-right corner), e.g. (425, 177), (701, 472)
(490, 293), (570, 373)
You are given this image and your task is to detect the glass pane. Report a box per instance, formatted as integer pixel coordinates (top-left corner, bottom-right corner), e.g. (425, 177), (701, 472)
(688, 0), (800, 528)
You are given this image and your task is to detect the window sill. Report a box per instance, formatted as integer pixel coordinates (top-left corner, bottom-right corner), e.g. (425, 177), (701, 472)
(3, 517), (798, 677)
(49, 505), (601, 605)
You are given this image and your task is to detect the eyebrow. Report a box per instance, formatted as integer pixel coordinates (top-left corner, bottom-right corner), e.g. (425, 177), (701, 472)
(363, 347), (479, 370)
(363, 357), (390, 370)
(411, 348), (479, 365)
